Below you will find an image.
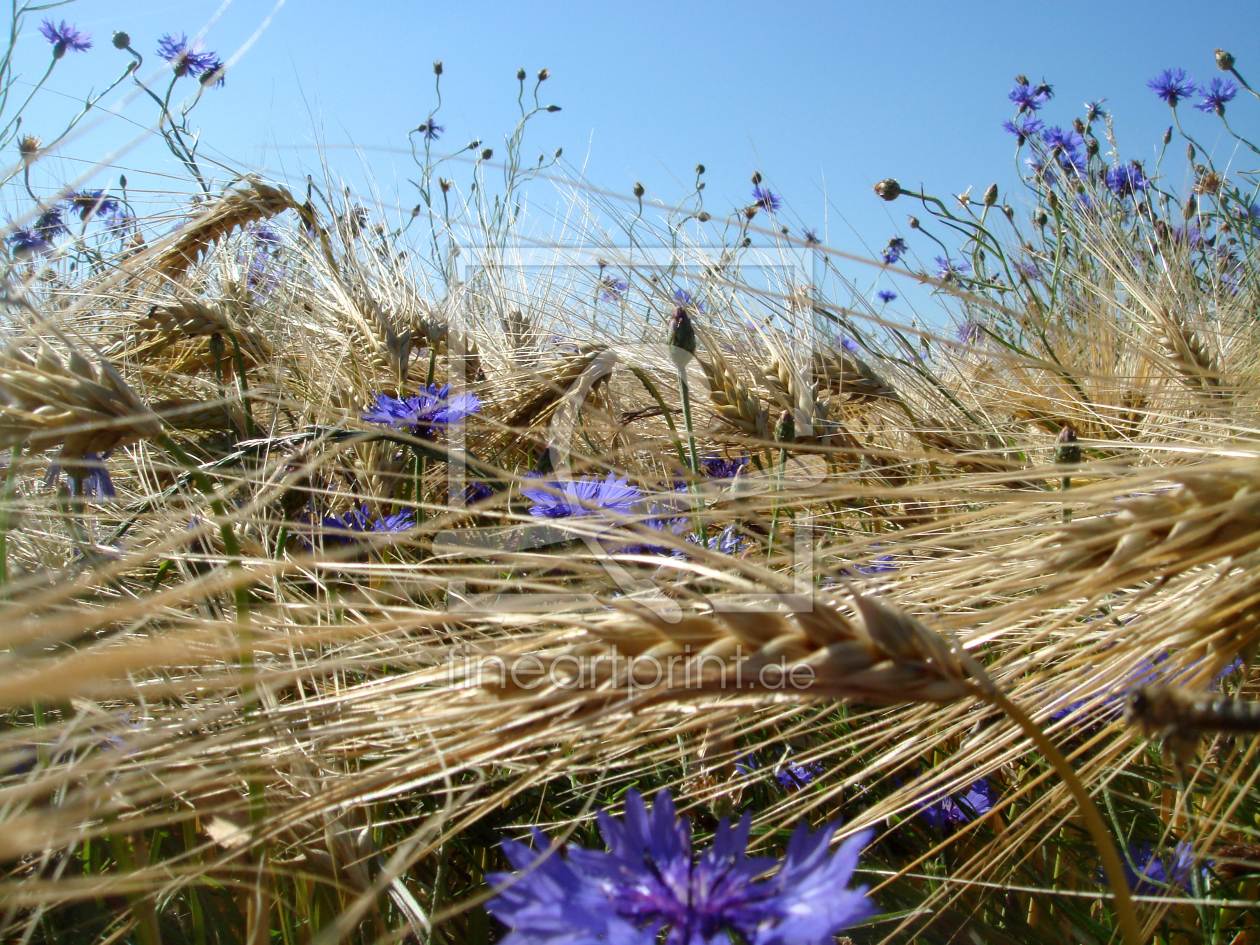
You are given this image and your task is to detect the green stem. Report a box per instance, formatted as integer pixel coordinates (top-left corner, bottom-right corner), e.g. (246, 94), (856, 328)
(677, 373), (707, 544)
(0, 441), (21, 592)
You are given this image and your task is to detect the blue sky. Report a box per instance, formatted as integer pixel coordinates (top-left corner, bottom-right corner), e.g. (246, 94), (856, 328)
(10, 0), (1260, 313)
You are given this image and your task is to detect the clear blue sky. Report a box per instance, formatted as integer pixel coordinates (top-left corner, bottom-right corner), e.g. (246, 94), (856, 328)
(11, 0), (1260, 308)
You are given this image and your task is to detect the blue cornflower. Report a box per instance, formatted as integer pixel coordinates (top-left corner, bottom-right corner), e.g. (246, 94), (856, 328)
(917, 778), (995, 832)
(7, 228), (51, 258)
(934, 256), (971, 283)
(487, 788), (876, 945)
(46, 453), (115, 501)
(681, 524), (745, 557)
(839, 336), (860, 353)
(881, 236), (907, 265)
(956, 321), (983, 345)
(752, 185), (781, 214)
(1002, 117), (1044, 146)
(38, 19), (91, 56)
(1014, 259), (1042, 282)
(416, 117), (444, 141)
(600, 276), (628, 301)
(465, 480), (494, 503)
(523, 474), (642, 519)
(1099, 843), (1195, 897)
(1170, 224), (1203, 249)
(1040, 125), (1086, 173)
(775, 754), (826, 791)
(701, 454), (748, 479)
(672, 288), (705, 312)
(35, 206), (67, 242)
(1084, 99), (1108, 122)
(1148, 69), (1197, 107)
(67, 190), (120, 222)
(360, 384), (480, 435)
(877, 289), (897, 304)
(802, 228), (820, 246)
(306, 506), (414, 546)
(1195, 77), (1237, 116)
(199, 57), (226, 87)
(251, 225), (281, 246)
(157, 33), (220, 79)
(852, 553), (897, 576)
(1009, 81), (1051, 113)
(1105, 163), (1149, 198)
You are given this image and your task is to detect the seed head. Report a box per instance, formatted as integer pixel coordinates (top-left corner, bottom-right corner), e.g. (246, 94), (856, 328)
(874, 178), (901, 201)
(439, 178), (452, 193)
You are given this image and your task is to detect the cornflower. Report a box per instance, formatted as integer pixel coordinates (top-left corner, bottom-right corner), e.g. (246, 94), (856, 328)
(486, 788), (876, 945)
(67, 190), (120, 222)
(881, 236), (907, 264)
(700, 454), (748, 479)
(157, 33), (221, 80)
(6, 228), (51, 258)
(934, 256), (971, 283)
(1002, 117), (1044, 146)
(1098, 843), (1195, 896)
(360, 384), (480, 435)
(1148, 68), (1197, 107)
(1009, 81), (1050, 113)
(46, 453), (115, 501)
(38, 19), (91, 57)
(672, 288), (704, 312)
(1084, 99), (1108, 122)
(1195, 77), (1237, 116)
(877, 289), (897, 304)
(751, 185), (781, 213)
(682, 523), (745, 556)
(916, 778), (995, 832)
(522, 473), (642, 519)
(416, 117), (444, 141)
(35, 206), (68, 242)
(308, 507), (414, 545)
(802, 228), (820, 246)
(599, 276), (628, 301)
(1105, 163), (1149, 198)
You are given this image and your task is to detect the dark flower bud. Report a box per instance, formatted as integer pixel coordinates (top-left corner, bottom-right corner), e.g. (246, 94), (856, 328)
(1047, 190), (1059, 212)
(697, 211), (711, 222)
(112, 30), (130, 49)
(983, 183), (998, 207)
(537, 68), (549, 81)
(439, 179), (451, 193)
(744, 206), (758, 220)
(751, 171), (762, 185)
(467, 140), (481, 151)
(1086, 136), (1099, 158)
(874, 178), (901, 201)
(695, 164), (705, 175)
(554, 147), (562, 158)
(775, 409), (795, 443)
(208, 332), (226, 362)
(633, 182), (645, 198)
(1054, 424), (1080, 465)
(433, 60), (443, 75)
(1073, 118), (1085, 134)
(1186, 143), (1196, 162)
(1015, 73), (1029, 86)
(516, 68), (527, 81)
(696, 182), (705, 190)
(1216, 49), (1235, 71)
(1163, 126), (1172, 145)
(1003, 204), (1014, 222)
(908, 215), (920, 229)
(546, 104), (561, 112)
(411, 204), (421, 217)
(740, 236), (751, 247)
(51, 40), (66, 59)
(1183, 194), (1197, 219)
(1034, 211), (1049, 227)
(668, 306), (696, 356)
(480, 148), (493, 160)
(120, 174), (127, 189)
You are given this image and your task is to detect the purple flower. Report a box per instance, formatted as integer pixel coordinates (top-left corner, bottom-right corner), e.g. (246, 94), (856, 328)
(1002, 117), (1044, 146)
(416, 117), (444, 141)
(360, 384), (480, 435)
(852, 553), (897, 576)
(776, 754), (825, 791)
(1084, 100), (1108, 122)
(487, 788), (876, 945)
(1009, 82), (1051, 113)
(305, 506), (414, 546)
(934, 256), (971, 282)
(752, 185), (781, 213)
(682, 524), (745, 557)
(67, 190), (120, 222)
(672, 288), (704, 312)
(157, 33), (220, 78)
(6, 228), (51, 258)
(1105, 163), (1148, 198)
(1170, 224), (1203, 249)
(523, 474), (642, 519)
(881, 236), (907, 265)
(1100, 843), (1195, 897)
(35, 206), (67, 242)
(1014, 259), (1041, 282)
(38, 19), (91, 56)
(1040, 125), (1086, 173)
(877, 290), (897, 304)
(199, 58), (226, 87)
(802, 228), (820, 246)
(917, 778), (995, 832)
(1148, 69), (1197, 107)
(251, 225), (281, 246)
(46, 453), (115, 501)
(600, 276), (628, 301)
(1195, 77), (1237, 115)
(701, 454), (748, 479)
(839, 336), (860, 354)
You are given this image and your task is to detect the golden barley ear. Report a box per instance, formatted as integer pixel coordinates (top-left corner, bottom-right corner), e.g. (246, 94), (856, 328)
(151, 180), (300, 284)
(0, 342), (161, 458)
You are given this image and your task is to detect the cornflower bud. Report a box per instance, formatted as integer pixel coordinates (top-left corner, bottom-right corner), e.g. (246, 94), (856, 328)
(554, 147), (562, 158)
(740, 236), (751, 247)
(1015, 73), (1029, 86)
(411, 205), (421, 217)
(633, 182), (645, 198)
(1034, 211), (1049, 227)
(1003, 204), (1014, 222)
(983, 183), (998, 207)
(439, 179), (452, 193)
(516, 68), (527, 81)
(1216, 49), (1235, 71)
(546, 105), (561, 112)
(480, 148), (493, 160)
(1086, 136), (1099, 159)
(696, 164), (705, 175)
(433, 60), (443, 75)
(751, 171), (762, 185)
(1163, 127), (1173, 145)
(1054, 424), (1080, 465)
(908, 215), (920, 229)
(775, 409), (795, 443)
(1183, 195), (1197, 219)
(112, 30), (130, 49)
(537, 68), (549, 81)
(697, 182), (705, 190)
(874, 179), (901, 201)
(1073, 118), (1086, 134)
(696, 211), (711, 222)
(744, 206), (758, 220)
(668, 306), (696, 356)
